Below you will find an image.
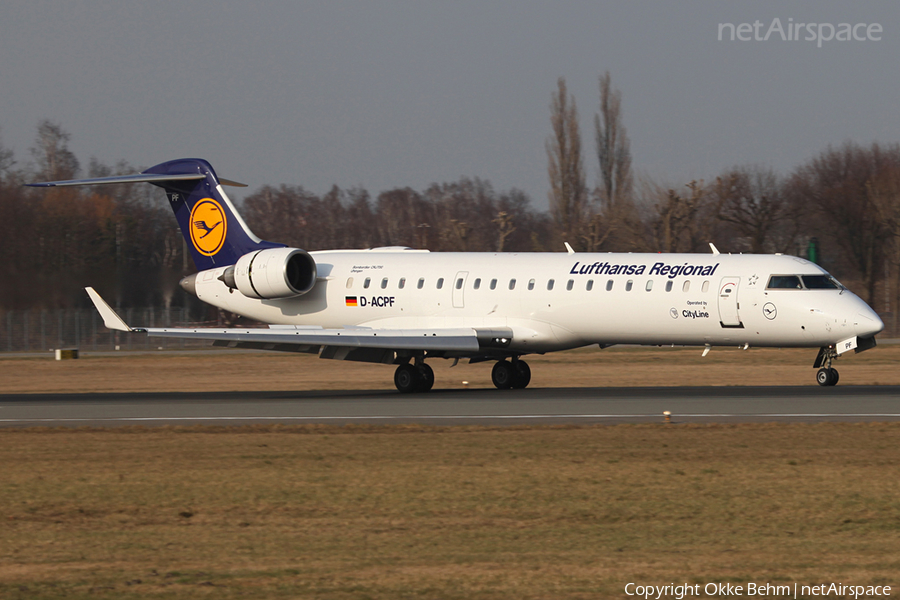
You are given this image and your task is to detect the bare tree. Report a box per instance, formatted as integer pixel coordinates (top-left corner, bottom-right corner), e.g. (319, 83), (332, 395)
(868, 166), (900, 332)
(30, 120), (80, 181)
(647, 180), (720, 253)
(789, 142), (900, 305)
(0, 128), (15, 180)
(547, 77), (587, 248)
(493, 211), (516, 252)
(594, 72), (633, 212)
(713, 166), (800, 254)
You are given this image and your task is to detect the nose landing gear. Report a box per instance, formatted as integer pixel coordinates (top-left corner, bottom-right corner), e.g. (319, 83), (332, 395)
(816, 367), (839, 386)
(813, 346), (840, 386)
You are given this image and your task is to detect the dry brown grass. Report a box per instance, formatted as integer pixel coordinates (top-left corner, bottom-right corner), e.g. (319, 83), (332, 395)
(1, 423), (899, 599)
(2, 343), (899, 394)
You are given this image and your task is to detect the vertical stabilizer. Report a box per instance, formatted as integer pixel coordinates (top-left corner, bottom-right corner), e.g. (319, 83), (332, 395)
(142, 158), (283, 270)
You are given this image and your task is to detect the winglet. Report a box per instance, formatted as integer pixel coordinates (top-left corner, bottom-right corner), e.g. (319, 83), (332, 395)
(85, 287), (132, 332)
(709, 242), (720, 255)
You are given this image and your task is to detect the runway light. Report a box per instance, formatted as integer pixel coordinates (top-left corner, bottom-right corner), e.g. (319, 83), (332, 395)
(663, 410), (671, 424)
(462, 381), (469, 389)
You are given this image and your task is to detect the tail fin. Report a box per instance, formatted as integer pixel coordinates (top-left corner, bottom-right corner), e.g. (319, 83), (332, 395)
(27, 158), (283, 270)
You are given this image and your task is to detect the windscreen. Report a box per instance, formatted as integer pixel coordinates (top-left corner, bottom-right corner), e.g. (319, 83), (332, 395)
(801, 275), (841, 289)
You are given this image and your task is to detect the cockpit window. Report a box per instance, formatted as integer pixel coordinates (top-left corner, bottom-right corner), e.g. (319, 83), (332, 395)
(767, 274), (844, 290)
(767, 275), (802, 289)
(801, 275), (841, 289)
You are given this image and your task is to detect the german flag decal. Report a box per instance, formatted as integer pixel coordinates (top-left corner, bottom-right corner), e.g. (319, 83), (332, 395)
(345, 296), (358, 307)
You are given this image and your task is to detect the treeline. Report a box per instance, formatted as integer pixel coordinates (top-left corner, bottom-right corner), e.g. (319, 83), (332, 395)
(2, 104), (900, 330)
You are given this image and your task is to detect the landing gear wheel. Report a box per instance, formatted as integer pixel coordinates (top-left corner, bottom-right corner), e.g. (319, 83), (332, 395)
(511, 360), (531, 389)
(816, 368), (839, 387)
(395, 364), (421, 393)
(491, 360), (514, 389)
(416, 363), (435, 392)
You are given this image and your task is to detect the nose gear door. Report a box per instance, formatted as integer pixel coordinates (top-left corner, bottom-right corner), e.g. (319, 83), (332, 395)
(718, 277), (743, 328)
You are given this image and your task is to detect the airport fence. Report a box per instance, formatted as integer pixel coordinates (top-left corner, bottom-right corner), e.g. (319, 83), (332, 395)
(0, 307), (216, 353)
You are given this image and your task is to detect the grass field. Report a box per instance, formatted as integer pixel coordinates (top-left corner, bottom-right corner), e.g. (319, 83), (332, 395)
(1, 423), (899, 599)
(1, 346), (899, 598)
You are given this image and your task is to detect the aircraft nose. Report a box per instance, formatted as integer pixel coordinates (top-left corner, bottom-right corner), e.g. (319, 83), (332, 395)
(855, 308), (884, 338)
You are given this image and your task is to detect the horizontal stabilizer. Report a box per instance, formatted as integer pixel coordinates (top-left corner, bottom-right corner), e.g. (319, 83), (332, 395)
(26, 173), (205, 188)
(27, 173), (248, 188)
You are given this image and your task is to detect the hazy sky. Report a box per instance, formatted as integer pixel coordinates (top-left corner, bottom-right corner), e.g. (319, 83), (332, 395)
(1, 1), (898, 208)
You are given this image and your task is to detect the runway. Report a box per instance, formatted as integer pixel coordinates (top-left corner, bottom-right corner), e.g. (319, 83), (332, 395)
(2, 385), (900, 427)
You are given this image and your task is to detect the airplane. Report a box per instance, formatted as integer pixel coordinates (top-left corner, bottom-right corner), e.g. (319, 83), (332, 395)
(28, 158), (884, 391)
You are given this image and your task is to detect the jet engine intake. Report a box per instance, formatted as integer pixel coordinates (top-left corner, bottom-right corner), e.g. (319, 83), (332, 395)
(222, 248), (317, 299)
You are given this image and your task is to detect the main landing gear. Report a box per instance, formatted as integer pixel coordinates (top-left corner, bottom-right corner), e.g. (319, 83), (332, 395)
(394, 362), (435, 393)
(392, 356), (533, 393)
(814, 346), (840, 387)
(491, 358), (531, 390)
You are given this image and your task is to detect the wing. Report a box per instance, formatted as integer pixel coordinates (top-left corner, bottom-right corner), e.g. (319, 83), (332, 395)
(85, 287), (511, 362)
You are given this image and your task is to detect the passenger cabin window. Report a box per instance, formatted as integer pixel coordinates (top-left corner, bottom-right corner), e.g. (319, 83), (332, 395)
(381, 278), (388, 289)
(701, 281), (709, 293)
(606, 280), (613, 291)
(398, 277), (406, 289)
(625, 280), (633, 292)
(586, 280), (594, 291)
(645, 280), (653, 291)
(417, 278), (425, 289)
(473, 278), (481, 290)
(767, 275), (802, 289)
(346, 277), (353, 289)
(665, 281), (673, 292)
(801, 275), (841, 289)
(455, 278), (464, 290)
(364, 277), (371, 289)
(490, 279), (497, 290)
(547, 279), (555, 291)
(509, 279), (516, 290)
(528, 279), (535, 291)
(437, 278), (444, 289)
(682, 281), (690, 292)
(566, 280), (574, 291)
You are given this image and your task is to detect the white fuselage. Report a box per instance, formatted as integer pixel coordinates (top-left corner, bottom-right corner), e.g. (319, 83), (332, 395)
(191, 250), (883, 354)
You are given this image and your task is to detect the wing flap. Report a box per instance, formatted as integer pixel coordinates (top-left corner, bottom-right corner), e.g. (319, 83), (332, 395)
(85, 287), (504, 354)
(141, 326), (481, 352)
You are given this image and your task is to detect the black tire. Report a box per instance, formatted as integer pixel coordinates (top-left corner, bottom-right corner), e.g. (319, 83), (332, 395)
(394, 364), (421, 393)
(492, 360), (514, 389)
(417, 363), (435, 392)
(816, 367), (839, 387)
(511, 360), (531, 389)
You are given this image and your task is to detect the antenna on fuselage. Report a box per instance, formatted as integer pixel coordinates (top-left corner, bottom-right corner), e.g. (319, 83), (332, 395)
(709, 243), (720, 255)
(564, 242), (575, 254)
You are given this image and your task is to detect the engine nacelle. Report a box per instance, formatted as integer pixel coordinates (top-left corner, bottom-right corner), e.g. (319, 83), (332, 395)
(222, 248), (317, 299)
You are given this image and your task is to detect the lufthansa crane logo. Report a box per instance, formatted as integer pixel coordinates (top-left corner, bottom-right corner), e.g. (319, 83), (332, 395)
(189, 198), (227, 256)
